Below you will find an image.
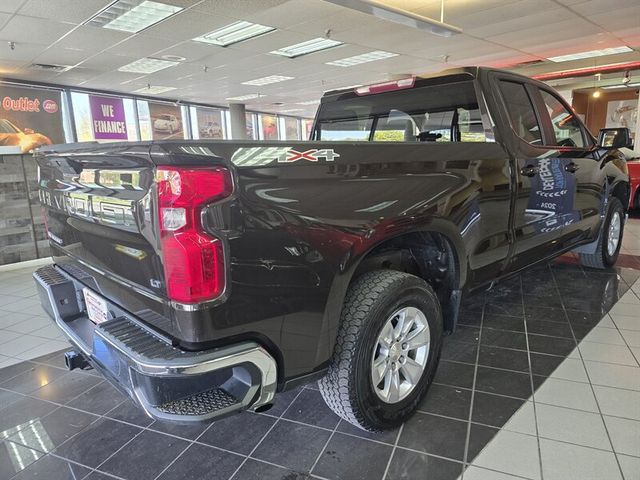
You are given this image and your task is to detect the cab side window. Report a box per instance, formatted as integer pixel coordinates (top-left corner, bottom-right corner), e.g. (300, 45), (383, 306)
(499, 81), (542, 145)
(539, 90), (586, 148)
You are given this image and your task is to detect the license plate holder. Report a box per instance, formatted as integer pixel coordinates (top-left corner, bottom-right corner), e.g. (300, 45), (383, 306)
(83, 288), (109, 325)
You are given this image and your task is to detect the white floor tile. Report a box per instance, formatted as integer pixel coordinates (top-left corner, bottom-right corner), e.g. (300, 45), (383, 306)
(578, 341), (639, 367)
(30, 324), (64, 340)
(502, 402), (537, 436)
(612, 314), (640, 332)
(593, 385), (640, 421)
(603, 416), (640, 457)
(617, 292), (640, 305)
(0, 330), (23, 346)
(617, 454), (640, 480)
(611, 303), (640, 317)
(540, 439), (622, 480)
(0, 335), (48, 357)
(535, 378), (599, 413)
(462, 466), (524, 480)
(582, 328), (627, 346)
(15, 340), (69, 361)
(470, 430), (541, 480)
(536, 403), (612, 450)
(5, 316), (51, 334)
(619, 329), (640, 348)
(0, 311), (33, 329)
(584, 361), (640, 391)
(550, 358), (589, 383)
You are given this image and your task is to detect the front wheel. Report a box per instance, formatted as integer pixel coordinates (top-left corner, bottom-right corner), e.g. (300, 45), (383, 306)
(319, 270), (443, 431)
(579, 197), (624, 269)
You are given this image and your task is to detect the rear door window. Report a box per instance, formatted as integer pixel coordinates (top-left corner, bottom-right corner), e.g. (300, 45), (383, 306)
(539, 90), (586, 148)
(499, 81), (542, 145)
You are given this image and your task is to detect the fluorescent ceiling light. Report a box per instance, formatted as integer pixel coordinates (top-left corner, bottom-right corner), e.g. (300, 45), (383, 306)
(278, 108), (302, 113)
(547, 46), (633, 63)
(193, 21), (276, 46)
(324, 0), (462, 37)
(118, 57), (179, 73)
(271, 38), (343, 58)
(603, 83), (640, 89)
(87, 0), (182, 33)
(296, 100), (320, 105)
(327, 50), (398, 67)
(227, 93), (265, 101)
(242, 75), (294, 86)
(133, 85), (176, 94)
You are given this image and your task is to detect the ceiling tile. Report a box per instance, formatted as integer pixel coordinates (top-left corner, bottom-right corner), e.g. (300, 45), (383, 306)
(47, 25), (131, 51)
(142, 9), (236, 41)
(18, 0), (113, 24)
(0, 15), (76, 45)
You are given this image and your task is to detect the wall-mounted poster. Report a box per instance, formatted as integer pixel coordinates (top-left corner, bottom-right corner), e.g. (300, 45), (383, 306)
(196, 107), (224, 139)
(89, 95), (127, 140)
(148, 102), (183, 140)
(0, 84), (65, 152)
(261, 114), (278, 140)
(606, 99), (638, 133)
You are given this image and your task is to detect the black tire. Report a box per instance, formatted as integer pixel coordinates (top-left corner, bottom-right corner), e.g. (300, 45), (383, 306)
(318, 270), (443, 431)
(579, 197), (624, 269)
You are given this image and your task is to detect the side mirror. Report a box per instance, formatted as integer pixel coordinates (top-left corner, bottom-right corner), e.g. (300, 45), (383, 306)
(597, 128), (633, 149)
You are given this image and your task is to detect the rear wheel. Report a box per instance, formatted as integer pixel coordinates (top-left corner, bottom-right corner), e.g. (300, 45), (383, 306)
(579, 197), (624, 269)
(318, 270), (443, 431)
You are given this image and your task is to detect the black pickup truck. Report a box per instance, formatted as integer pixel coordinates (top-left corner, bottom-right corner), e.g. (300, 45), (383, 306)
(33, 67), (631, 431)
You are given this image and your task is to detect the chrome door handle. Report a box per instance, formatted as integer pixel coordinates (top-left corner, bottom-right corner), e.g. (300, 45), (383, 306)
(520, 165), (539, 177)
(565, 162), (579, 173)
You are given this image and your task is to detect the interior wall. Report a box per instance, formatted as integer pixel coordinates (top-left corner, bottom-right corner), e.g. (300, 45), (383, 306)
(572, 88), (639, 137)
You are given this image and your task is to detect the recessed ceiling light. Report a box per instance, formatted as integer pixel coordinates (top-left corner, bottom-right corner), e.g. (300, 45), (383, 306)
(226, 93), (265, 101)
(194, 21), (276, 47)
(133, 85), (176, 94)
(161, 54), (186, 62)
(87, 0), (182, 33)
(547, 46), (633, 63)
(603, 82), (640, 89)
(271, 38), (343, 58)
(296, 100), (320, 105)
(279, 108), (303, 113)
(118, 57), (179, 74)
(326, 50), (398, 67)
(242, 75), (294, 86)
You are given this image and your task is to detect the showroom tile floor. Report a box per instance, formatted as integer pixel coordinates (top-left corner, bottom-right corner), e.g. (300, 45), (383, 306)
(1, 222), (640, 480)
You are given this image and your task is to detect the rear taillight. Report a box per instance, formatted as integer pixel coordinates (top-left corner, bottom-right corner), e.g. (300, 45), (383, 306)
(156, 166), (232, 304)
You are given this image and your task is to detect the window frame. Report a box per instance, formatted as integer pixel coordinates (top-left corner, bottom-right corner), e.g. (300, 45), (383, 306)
(533, 87), (592, 150)
(496, 79), (546, 147)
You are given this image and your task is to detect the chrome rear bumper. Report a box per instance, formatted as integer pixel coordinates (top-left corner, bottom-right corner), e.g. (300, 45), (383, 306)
(33, 264), (277, 423)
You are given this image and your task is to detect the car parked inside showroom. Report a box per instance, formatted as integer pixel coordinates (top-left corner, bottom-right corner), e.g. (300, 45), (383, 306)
(34, 67), (631, 431)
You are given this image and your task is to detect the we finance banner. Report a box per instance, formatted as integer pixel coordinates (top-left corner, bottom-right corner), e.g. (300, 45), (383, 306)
(89, 95), (127, 140)
(0, 84), (65, 152)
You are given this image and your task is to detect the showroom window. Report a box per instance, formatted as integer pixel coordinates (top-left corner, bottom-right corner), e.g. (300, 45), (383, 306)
(499, 81), (543, 145)
(190, 106), (226, 139)
(259, 114), (279, 140)
(301, 119), (314, 140)
(279, 116), (300, 140)
(314, 80), (487, 142)
(539, 89), (586, 148)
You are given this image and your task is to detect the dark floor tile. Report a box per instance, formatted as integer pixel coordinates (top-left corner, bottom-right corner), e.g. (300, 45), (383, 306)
(484, 301), (523, 317)
(398, 412), (468, 461)
(7, 406), (96, 453)
(200, 412), (276, 455)
(471, 392), (526, 428)
(105, 399), (153, 427)
(10, 453), (91, 480)
(527, 334), (576, 356)
(460, 294), (485, 313)
(467, 423), (499, 463)
(457, 310), (482, 327)
(0, 364), (67, 394)
(475, 366), (532, 399)
(0, 388), (21, 411)
(252, 419), (331, 472)
(529, 352), (565, 377)
(386, 448), (464, 480)
(524, 305), (567, 323)
(565, 309), (603, 327)
(31, 371), (103, 404)
(418, 384), (471, 420)
(441, 340), (477, 364)
(482, 314), (525, 332)
(519, 278), (557, 298)
(313, 432), (393, 480)
(262, 387), (302, 418)
(524, 294), (563, 309)
(233, 459), (312, 480)
(485, 277), (522, 301)
(433, 360), (475, 389)
(282, 388), (340, 429)
(150, 420), (208, 440)
(66, 381), (126, 416)
(478, 346), (530, 373)
(336, 419), (399, 445)
(30, 350), (68, 369)
(481, 328), (527, 350)
(0, 440), (44, 479)
(571, 324), (597, 340)
(0, 361), (36, 384)
(0, 396), (58, 435)
(561, 295), (608, 313)
(53, 417), (141, 468)
(100, 429), (189, 480)
(450, 325), (480, 344)
(83, 471), (118, 480)
(157, 443), (243, 480)
(525, 318), (573, 338)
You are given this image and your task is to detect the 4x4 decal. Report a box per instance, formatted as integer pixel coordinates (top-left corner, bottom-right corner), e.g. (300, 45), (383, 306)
(284, 148), (340, 163)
